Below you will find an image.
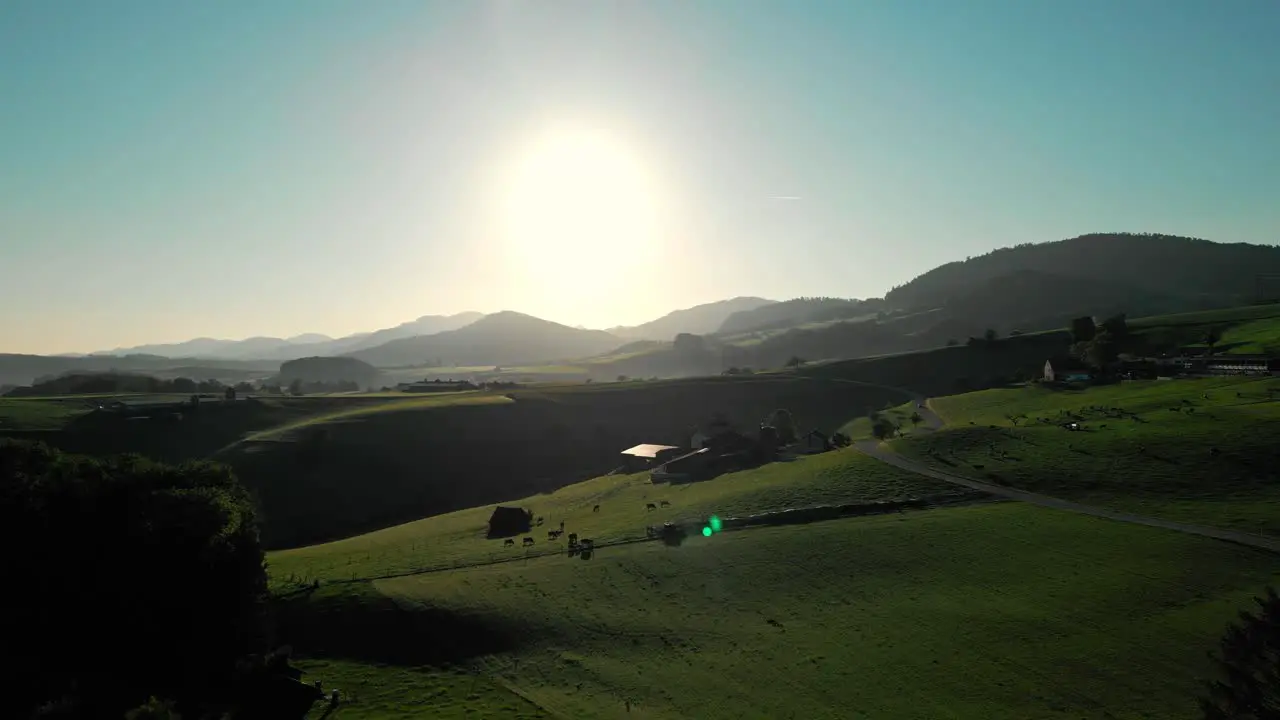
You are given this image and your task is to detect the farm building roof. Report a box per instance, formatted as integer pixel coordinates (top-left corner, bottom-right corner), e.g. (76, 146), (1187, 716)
(621, 443), (681, 458)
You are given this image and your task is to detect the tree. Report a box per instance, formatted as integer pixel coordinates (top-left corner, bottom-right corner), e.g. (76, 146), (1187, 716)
(1199, 586), (1280, 719)
(1100, 313), (1128, 342)
(1205, 326), (1222, 356)
(909, 411), (923, 429)
(1070, 316), (1097, 344)
(984, 328), (999, 343)
(2, 441), (268, 718)
(289, 378), (304, 396)
(785, 356), (806, 368)
(225, 386), (237, 401)
(871, 417), (896, 441)
(616, 375), (629, 382)
(1085, 329), (1118, 370)
(767, 409), (798, 444)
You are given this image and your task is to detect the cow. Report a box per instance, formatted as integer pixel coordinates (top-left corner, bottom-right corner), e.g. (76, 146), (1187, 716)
(646, 503), (657, 511)
(522, 537), (534, 547)
(503, 538), (515, 547)
(580, 538), (594, 550)
(536, 516), (544, 526)
(659, 500), (671, 508)
(547, 530), (558, 540)
(568, 533), (578, 544)
(593, 504), (600, 512)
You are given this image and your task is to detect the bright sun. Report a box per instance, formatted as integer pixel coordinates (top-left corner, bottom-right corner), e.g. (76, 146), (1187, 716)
(499, 125), (666, 284)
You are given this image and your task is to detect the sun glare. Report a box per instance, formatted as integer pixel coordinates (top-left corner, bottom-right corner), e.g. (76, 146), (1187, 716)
(499, 125), (667, 285)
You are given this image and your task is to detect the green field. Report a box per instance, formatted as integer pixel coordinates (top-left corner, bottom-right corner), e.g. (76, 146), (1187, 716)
(896, 375), (1280, 534)
(276, 501), (1278, 719)
(269, 448), (972, 588)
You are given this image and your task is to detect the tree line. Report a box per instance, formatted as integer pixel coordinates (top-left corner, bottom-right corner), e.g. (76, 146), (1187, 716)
(1, 440), (274, 718)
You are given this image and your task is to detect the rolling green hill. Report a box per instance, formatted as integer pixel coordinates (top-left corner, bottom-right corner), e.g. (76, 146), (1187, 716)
(894, 375), (1280, 535)
(271, 497), (1279, 719)
(223, 376), (903, 548)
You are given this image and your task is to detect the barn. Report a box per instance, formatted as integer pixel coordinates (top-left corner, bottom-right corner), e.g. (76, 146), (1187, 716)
(487, 506), (532, 538)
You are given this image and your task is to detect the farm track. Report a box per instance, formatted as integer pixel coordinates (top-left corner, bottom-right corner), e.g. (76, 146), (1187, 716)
(854, 393), (1280, 555)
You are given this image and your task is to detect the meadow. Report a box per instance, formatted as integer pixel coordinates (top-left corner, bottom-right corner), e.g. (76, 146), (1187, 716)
(268, 448), (973, 587)
(228, 376), (905, 547)
(895, 375), (1280, 535)
(277, 502), (1279, 720)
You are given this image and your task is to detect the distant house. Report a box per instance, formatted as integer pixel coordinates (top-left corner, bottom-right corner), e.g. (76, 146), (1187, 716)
(1043, 358), (1092, 383)
(620, 443), (683, 471)
(1204, 355), (1279, 375)
(487, 506), (532, 538)
(799, 430), (832, 454)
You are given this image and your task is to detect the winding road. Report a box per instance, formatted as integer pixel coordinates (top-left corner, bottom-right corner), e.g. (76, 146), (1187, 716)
(854, 396), (1280, 554)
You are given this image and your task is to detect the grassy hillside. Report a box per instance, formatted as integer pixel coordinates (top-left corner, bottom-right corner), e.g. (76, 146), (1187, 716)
(274, 500), (1279, 719)
(896, 376), (1280, 535)
(226, 376), (905, 548)
(268, 448), (969, 584)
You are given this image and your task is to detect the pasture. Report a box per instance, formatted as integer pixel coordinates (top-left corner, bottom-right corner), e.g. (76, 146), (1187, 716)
(277, 502), (1279, 719)
(268, 447), (970, 587)
(898, 375), (1280, 534)
(228, 376), (906, 548)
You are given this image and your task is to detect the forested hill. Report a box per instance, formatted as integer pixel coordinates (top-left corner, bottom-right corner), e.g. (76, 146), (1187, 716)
(885, 233), (1280, 312)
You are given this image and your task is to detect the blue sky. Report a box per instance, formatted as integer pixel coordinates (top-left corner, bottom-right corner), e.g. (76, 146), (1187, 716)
(2, 0), (1277, 354)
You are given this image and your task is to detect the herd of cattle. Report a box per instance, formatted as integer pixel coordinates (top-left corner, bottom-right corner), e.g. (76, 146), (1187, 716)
(499, 499), (675, 553)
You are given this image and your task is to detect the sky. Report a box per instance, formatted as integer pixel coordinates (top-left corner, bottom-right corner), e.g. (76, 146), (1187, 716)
(2, 0), (1278, 354)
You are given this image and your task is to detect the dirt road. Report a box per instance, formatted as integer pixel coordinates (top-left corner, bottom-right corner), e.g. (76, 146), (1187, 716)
(855, 399), (1280, 554)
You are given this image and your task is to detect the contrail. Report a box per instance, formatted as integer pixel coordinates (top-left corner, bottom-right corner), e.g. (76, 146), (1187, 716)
(769, 195), (802, 201)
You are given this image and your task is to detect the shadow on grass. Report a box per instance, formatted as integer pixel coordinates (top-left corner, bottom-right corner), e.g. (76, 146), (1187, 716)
(273, 584), (527, 666)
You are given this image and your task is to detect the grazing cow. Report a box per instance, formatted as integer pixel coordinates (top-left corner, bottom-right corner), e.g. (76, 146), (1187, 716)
(580, 538), (594, 550)
(646, 503), (657, 511)
(593, 504), (600, 512)
(547, 530), (558, 539)
(659, 500), (671, 507)
(568, 533), (578, 544)
(503, 538), (515, 547)
(536, 516), (544, 526)
(522, 537), (534, 547)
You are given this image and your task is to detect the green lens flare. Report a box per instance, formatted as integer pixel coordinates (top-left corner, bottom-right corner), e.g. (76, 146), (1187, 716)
(709, 515), (723, 533)
(701, 526), (713, 537)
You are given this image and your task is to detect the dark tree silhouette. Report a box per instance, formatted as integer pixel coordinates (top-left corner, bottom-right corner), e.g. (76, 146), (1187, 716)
(1, 440), (268, 719)
(1070, 316), (1097, 344)
(1205, 326), (1223, 356)
(983, 328), (999, 343)
(1199, 586), (1280, 719)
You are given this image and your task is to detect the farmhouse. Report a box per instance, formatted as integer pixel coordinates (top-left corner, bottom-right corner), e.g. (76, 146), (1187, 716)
(620, 443), (683, 471)
(487, 506), (532, 538)
(1043, 358), (1092, 383)
(1204, 354), (1279, 375)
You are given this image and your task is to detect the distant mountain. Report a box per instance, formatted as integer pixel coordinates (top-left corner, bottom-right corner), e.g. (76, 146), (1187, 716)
(609, 297), (777, 341)
(717, 297), (877, 335)
(323, 312), (485, 354)
(346, 311), (622, 368)
(886, 233), (1280, 312)
(94, 312), (485, 361)
(0, 353), (278, 388)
